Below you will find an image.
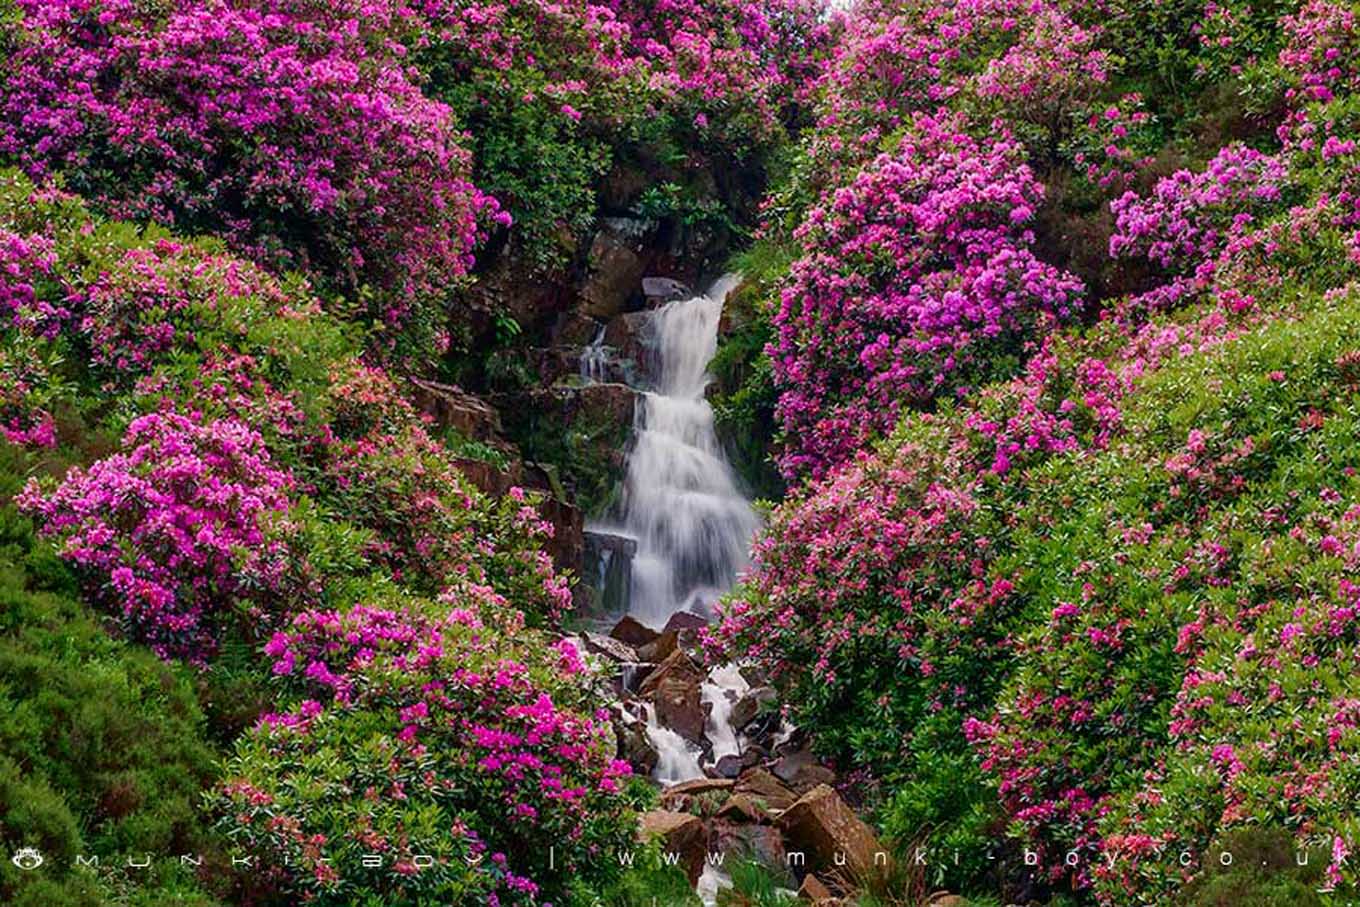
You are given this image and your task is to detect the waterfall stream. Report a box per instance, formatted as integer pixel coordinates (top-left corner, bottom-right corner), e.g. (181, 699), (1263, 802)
(582, 278), (761, 903)
(610, 274), (761, 627)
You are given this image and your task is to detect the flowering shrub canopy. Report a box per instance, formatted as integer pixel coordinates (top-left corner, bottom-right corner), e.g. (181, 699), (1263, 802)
(0, 0), (502, 344)
(18, 411), (301, 663)
(214, 599), (638, 906)
(771, 114), (1084, 478)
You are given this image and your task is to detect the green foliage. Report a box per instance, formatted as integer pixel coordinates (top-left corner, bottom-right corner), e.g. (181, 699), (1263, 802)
(1175, 828), (1326, 907)
(0, 443), (224, 907)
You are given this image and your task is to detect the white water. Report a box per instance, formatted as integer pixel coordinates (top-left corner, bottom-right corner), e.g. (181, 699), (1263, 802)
(610, 274), (761, 627)
(702, 663), (750, 763)
(579, 324), (609, 384)
(644, 704), (706, 784)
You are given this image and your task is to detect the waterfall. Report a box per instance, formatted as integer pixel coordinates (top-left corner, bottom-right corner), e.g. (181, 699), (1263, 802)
(579, 323), (610, 384)
(610, 274), (762, 627)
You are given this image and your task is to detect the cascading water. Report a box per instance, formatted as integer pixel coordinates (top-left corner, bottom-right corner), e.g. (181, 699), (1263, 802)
(610, 274), (761, 627)
(583, 278), (762, 907)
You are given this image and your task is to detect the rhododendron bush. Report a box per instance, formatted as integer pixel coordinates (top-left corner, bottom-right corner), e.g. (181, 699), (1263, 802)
(212, 601), (639, 906)
(0, 169), (641, 904)
(17, 411), (303, 663)
(0, 0), (503, 352)
(771, 115), (1084, 477)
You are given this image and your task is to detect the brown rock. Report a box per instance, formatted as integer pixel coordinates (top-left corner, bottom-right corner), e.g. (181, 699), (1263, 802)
(639, 650), (706, 743)
(798, 873), (837, 905)
(638, 810), (707, 885)
(408, 379), (505, 442)
(713, 754), (744, 779)
(611, 615), (658, 647)
(731, 686), (776, 731)
(779, 785), (886, 882)
(716, 792), (764, 823)
(619, 721), (658, 776)
(773, 749), (837, 793)
(662, 610), (709, 633)
(637, 629), (678, 663)
(583, 632), (637, 664)
(734, 768), (798, 812)
(581, 230), (643, 318)
(660, 777), (734, 812)
(553, 311), (603, 347)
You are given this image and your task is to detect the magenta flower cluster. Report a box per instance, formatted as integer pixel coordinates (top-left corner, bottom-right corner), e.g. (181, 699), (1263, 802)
(772, 113), (1083, 478)
(0, 0), (502, 328)
(17, 411), (298, 663)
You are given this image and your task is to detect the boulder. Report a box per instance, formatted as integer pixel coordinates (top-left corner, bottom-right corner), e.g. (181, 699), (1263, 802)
(553, 311), (604, 347)
(618, 720), (658, 776)
(637, 628), (678, 663)
(639, 650), (707, 743)
(643, 276), (693, 304)
(778, 785), (886, 881)
(583, 632), (638, 664)
(660, 777), (734, 811)
(638, 810), (707, 885)
(713, 754), (744, 779)
(664, 777), (734, 798)
(408, 379), (505, 442)
(734, 768), (798, 813)
(610, 614), (658, 647)
(581, 229), (644, 319)
(773, 748), (837, 793)
(731, 685), (777, 731)
(716, 792), (764, 824)
(663, 610), (710, 633)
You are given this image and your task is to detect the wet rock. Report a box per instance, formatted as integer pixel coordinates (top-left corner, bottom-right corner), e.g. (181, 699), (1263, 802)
(637, 629), (678, 663)
(639, 650), (707, 743)
(778, 785), (886, 881)
(610, 614), (658, 647)
(603, 310), (651, 369)
(638, 810), (707, 885)
(583, 632), (638, 664)
(643, 276), (693, 304)
(732, 685), (777, 731)
(553, 311), (603, 347)
(663, 777), (734, 799)
(620, 662), (654, 693)
(734, 768), (798, 813)
(663, 610), (709, 633)
(581, 229), (644, 319)
(619, 720), (658, 776)
(713, 754), (744, 779)
(716, 792), (764, 823)
(712, 820), (786, 870)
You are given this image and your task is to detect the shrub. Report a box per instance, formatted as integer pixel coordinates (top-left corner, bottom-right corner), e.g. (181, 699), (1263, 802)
(771, 113), (1083, 478)
(18, 411), (308, 663)
(0, 0), (503, 350)
(212, 599), (641, 906)
(0, 447), (223, 906)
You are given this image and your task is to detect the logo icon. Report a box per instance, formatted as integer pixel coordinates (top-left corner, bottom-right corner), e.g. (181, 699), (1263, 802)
(11, 848), (43, 871)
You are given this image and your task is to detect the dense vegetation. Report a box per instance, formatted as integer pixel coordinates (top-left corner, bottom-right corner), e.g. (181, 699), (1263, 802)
(2, 0), (1359, 905)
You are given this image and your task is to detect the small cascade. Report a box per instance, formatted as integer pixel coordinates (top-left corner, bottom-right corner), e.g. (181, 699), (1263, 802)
(644, 704), (705, 784)
(701, 663), (749, 763)
(595, 274), (761, 627)
(579, 323), (610, 384)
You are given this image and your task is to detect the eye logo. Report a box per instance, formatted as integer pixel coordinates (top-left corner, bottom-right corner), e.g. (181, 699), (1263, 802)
(11, 848), (43, 871)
